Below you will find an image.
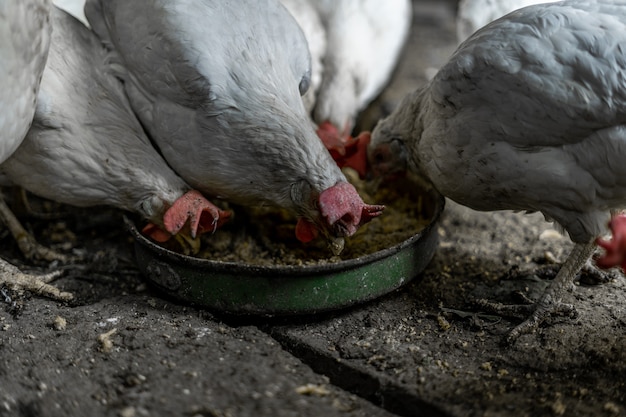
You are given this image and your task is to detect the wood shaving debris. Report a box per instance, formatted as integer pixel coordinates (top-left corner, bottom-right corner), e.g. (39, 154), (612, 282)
(52, 315), (67, 331)
(437, 315), (451, 331)
(295, 383), (331, 396)
(97, 328), (117, 353)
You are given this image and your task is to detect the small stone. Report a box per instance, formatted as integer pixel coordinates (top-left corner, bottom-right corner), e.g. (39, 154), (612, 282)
(118, 406), (135, 417)
(604, 402), (621, 415)
(551, 394), (566, 416)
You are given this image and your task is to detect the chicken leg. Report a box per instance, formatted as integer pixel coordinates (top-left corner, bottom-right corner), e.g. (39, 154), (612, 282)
(0, 261), (72, 301)
(0, 194), (73, 301)
(0, 193), (77, 263)
(478, 242), (596, 343)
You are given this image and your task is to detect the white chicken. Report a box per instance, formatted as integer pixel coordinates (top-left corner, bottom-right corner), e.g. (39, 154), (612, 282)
(369, 0), (626, 341)
(311, 0), (412, 145)
(2, 6), (230, 297)
(456, 0), (557, 43)
(0, 0), (49, 181)
(0, 0), (72, 300)
(85, 0), (384, 252)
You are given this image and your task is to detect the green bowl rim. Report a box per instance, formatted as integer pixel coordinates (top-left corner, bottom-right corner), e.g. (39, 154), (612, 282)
(126, 191), (444, 277)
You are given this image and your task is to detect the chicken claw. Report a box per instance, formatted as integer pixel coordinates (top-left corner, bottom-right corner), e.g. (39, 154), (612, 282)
(477, 242), (596, 344)
(0, 196), (78, 264)
(0, 261), (72, 302)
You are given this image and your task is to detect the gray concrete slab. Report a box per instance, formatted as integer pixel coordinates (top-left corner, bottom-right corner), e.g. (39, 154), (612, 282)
(0, 293), (397, 417)
(269, 201), (626, 417)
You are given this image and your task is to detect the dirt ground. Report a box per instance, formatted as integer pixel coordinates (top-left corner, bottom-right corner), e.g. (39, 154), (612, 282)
(2, 1), (626, 416)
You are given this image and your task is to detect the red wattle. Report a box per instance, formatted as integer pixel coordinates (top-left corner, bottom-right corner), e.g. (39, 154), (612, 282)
(142, 223), (173, 242)
(295, 217), (318, 243)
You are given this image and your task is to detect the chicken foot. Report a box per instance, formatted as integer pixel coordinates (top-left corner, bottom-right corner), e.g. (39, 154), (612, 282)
(0, 194), (75, 301)
(0, 194), (78, 263)
(476, 242), (596, 344)
(0, 260), (72, 301)
(11, 187), (72, 220)
(501, 257), (615, 286)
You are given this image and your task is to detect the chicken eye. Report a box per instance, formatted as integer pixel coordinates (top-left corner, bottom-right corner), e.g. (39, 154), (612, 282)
(298, 74), (311, 96)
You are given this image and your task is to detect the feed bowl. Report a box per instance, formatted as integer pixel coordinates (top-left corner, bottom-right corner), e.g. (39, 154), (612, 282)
(128, 185), (444, 316)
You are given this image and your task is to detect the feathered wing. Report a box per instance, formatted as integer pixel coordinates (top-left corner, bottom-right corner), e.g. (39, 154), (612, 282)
(435, 1), (626, 147)
(420, 0), (626, 241)
(85, 0), (229, 194)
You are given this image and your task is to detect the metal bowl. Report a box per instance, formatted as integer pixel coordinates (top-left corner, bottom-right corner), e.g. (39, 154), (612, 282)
(128, 187), (444, 316)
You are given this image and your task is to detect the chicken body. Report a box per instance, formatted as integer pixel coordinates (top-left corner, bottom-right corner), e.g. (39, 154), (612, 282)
(2, 8), (222, 245)
(1, 0), (51, 163)
(85, 0), (382, 248)
(370, 0), (626, 340)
